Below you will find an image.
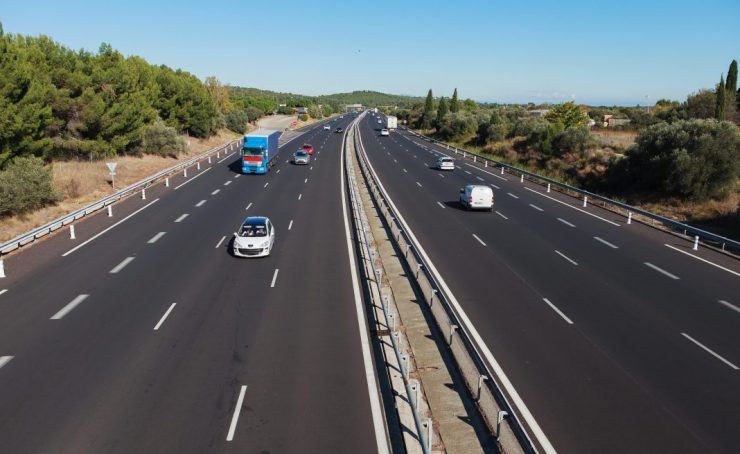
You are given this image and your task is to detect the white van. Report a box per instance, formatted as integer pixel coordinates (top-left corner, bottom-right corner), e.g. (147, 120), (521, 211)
(459, 185), (494, 210)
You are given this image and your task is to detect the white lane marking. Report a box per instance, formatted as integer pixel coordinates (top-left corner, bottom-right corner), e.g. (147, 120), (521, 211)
(495, 210), (508, 220)
(594, 236), (619, 249)
(217, 152), (235, 164)
(664, 244), (740, 278)
(476, 176), (485, 181)
(264, 182), (269, 188)
(416, 182), (422, 187)
(529, 204), (544, 212)
(472, 234), (487, 246)
(245, 203), (252, 211)
(174, 167), (212, 190)
(174, 214), (189, 223)
(543, 298), (574, 324)
(555, 250), (578, 266)
(310, 166), (313, 170)
(147, 232), (166, 244)
(464, 170), (472, 175)
(507, 192), (519, 199)
(110, 257), (135, 274)
(224, 180), (232, 186)
(288, 220), (293, 230)
(523, 187), (620, 226)
(62, 199), (160, 257)
(211, 189), (221, 195)
(153, 303), (177, 331)
(682, 333), (739, 370)
(438, 174), (445, 178)
(276, 169), (280, 174)
(0, 356), (13, 369)
(0, 289), (7, 296)
(304, 178), (308, 183)
(270, 269), (279, 287)
(340, 134), (391, 454)
(465, 163), (507, 181)
(234, 174), (240, 178)
(557, 218), (575, 228)
(490, 183), (500, 189)
(403, 168), (407, 173)
(393, 159), (397, 163)
(644, 262), (680, 280)
(437, 201), (446, 209)
(215, 236), (226, 248)
(51, 294), (89, 320)
(298, 193), (302, 200)
(195, 200), (206, 207)
(719, 300), (740, 313)
(226, 385), (248, 441)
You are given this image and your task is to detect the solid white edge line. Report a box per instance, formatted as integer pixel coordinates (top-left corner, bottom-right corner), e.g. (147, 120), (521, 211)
(174, 213), (189, 223)
(147, 232), (166, 244)
(681, 333), (739, 370)
(542, 298), (574, 324)
(664, 244), (740, 278)
(51, 294), (89, 320)
(174, 167), (211, 190)
(270, 268), (279, 288)
(0, 356), (13, 369)
(109, 257), (135, 274)
(356, 121), (555, 453)
(62, 199), (160, 257)
(472, 234), (487, 247)
(644, 262), (680, 280)
(523, 187), (620, 227)
(557, 218), (575, 228)
(341, 124), (390, 454)
(554, 250), (578, 266)
(215, 236), (226, 249)
(226, 385), (248, 441)
(495, 210), (508, 220)
(153, 303), (177, 331)
(719, 300), (740, 313)
(594, 236), (619, 249)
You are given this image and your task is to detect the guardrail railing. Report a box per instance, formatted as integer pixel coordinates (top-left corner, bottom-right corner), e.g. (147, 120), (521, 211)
(354, 120), (539, 453)
(1, 139), (241, 255)
(405, 130), (739, 255)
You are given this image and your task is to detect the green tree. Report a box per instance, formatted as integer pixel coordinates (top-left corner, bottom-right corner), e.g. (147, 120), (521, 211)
(450, 88), (459, 112)
(727, 60), (738, 95)
(716, 75), (726, 121)
(0, 156), (58, 216)
(421, 89), (434, 129)
(545, 102), (587, 129)
(436, 97), (448, 129)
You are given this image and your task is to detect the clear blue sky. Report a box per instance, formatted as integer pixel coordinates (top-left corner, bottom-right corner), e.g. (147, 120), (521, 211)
(3, 0), (739, 105)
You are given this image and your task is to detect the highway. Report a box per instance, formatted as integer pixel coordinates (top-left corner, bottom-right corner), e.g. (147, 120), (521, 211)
(358, 114), (740, 453)
(0, 117), (385, 453)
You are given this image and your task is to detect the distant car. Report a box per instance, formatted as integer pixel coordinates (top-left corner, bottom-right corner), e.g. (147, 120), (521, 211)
(380, 129), (389, 136)
(459, 185), (494, 211)
(377, 119), (382, 124)
(335, 127), (344, 133)
(301, 143), (314, 155)
(323, 125), (331, 130)
(233, 217), (275, 258)
(293, 150), (310, 165)
(436, 156), (455, 170)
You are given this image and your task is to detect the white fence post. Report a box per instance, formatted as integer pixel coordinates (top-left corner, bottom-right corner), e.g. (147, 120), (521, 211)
(583, 195), (588, 207)
(0, 259), (5, 278)
(501, 166), (504, 175)
(165, 177), (170, 187)
(197, 161), (201, 171)
(547, 183), (551, 193)
(693, 235), (699, 251)
(208, 156), (212, 164)
(107, 205), (113, 217)
(183, 168), (188, 178)
(69, 225), (76, 240)
(520, 174), (524, 183)
(141, 189), (146, 200)
(627, 211), (632, 224)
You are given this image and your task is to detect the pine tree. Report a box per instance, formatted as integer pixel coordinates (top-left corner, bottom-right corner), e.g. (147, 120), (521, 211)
(727, 60), (738, 94)
(420, 89), (434, 129)
(436, 97), (448, 121)
(450, 88), (459, 112)
(715, 75), (726, 121)
(727, 60), (738, 122)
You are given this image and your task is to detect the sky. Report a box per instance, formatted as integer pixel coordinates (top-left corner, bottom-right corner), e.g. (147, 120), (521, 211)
(3, 0), (740, 105)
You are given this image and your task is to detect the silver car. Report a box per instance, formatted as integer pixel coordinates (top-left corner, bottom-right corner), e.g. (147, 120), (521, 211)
(233, 217), (275, 258)
(293, 150), (310, 165)
(436, 156), (455, 171)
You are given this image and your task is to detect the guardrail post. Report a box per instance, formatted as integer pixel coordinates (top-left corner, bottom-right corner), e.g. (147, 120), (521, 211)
(583, 195), (588, 207)
(197, 161), (201, 171)
(547, 183), (551, 193)
(448, 324), (458, 346)
(141, 189), (146, 200)
(411, 380), (419, 412)
(484, 161), (488, 168)
(107, 205), (113, 217)
(627, 211), (632, 224)
(416, 263), (423, 279)
(463, 151), (467, 158)
(501, 166), (505, 175)
(389, 313), (396, 331)
(473, 156), (477, 163)
(183, 168), (188, 178)
(217, 151), (220, 158)
(69, 225), (76, 240)
(477, 374), (488, 401)
(208, 156), (212, 164)
(165, 177), (170, 187)
(520, 174), (524, 183)
(0, 259), (5, 278)
(401, 354), (409, 379)
(496, 411), (509, 441)
(426, 418), (433, 451)
(693, 235), (699, 251)
(429, 289), (438, 307)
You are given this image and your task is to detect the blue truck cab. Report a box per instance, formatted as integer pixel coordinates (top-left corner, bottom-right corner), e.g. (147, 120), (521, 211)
(241, 129), (281, 174)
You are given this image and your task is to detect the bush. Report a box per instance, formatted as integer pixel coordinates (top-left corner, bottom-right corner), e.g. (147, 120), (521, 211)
(554, 126), (591, 155)
(618, 119), (739, 199)
(0, 156), (59, 216)
(437, 111), (478, 141)
(510, 117), (549, 139)
(138, 121), (186, 158)
(224, 109), (250, 133)
(297, 113), (309, 122)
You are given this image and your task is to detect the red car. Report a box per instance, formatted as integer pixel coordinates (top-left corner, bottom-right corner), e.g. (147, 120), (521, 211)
(302, 143), (314, 155)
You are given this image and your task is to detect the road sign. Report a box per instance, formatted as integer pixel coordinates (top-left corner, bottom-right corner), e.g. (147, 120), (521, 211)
(106, 162), (118, 188)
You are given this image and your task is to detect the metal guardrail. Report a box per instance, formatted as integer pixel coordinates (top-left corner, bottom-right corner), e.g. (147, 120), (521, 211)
(1, 139), (241, 255)
(354, 119), (537, 453)
(406, 130), (740, 254)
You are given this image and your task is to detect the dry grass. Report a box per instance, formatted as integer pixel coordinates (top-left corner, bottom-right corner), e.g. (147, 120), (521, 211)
(0, 129), (240, 243)
(591, 129), (637, 149)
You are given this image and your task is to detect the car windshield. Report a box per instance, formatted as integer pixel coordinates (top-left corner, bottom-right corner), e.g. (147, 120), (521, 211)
(239, 224), (267, 237)
(441, 158), (452, 162)
(296, 151), (307, 157)
(303, 144), (312, 149)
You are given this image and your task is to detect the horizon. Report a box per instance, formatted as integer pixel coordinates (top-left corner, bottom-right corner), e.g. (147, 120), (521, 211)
(3, 0), (739, 106)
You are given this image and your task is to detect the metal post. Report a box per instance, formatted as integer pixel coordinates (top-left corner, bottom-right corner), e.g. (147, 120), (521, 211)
(547, 183), (551, 193)
(520, 174), (524, 183)
(448, 324), (458, 346)
(405, 244), (411, 258)
(375, 269), (382, 284)
(208, 156), (212, 164)
(429, 289), (438, 306)
(165, 177), (170, 187)
(426, 418), (433, 450)
(183, 168), (188, 178)
(107, 205), (113, 217)
(693, 235), (699, 251)
(69, 225), (76, 240)
(496, 411), (509, 441)
(477, 375), (488, 401)
(583, 195), (588, 207)
(141, 189), (146, 200)
(411, 381), (419, 412)
(484, 161), (488, 168)
(463, 151), (467, 158)
(473, 156), (477, 163)
(197, 161), (201, 171)
(627, 212), (632, 224)
(416, 263), (422, 279)
(389, 313), (396, 331)
(501, 166), (505, 175)
(0, 259), (5, 278)
(401, 354), (409, 379)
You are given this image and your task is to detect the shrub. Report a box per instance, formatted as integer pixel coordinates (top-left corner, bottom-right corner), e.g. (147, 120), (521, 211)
(0, 156), (59, 216)
(436, 111), (478, 141)
(138, 121), (186, 158)
(554, 126), (592, 155)
(224, 109), (250, 133)
(297, 113), (309, 122)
